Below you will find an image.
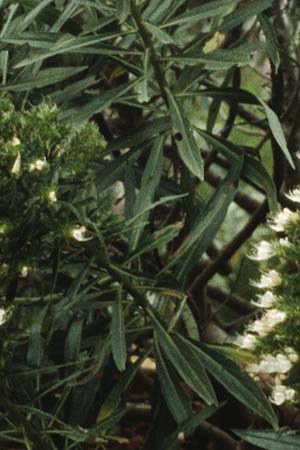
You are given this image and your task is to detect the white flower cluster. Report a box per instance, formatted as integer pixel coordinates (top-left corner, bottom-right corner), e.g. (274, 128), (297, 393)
(246, 350), (298, 405)
(268, 208), (299, 232)
(234, 199), (300, 406)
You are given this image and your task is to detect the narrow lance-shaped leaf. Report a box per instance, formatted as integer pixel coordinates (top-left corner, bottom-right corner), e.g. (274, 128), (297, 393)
(195, 128), (278, 213)
(259, 13), (280, 73)
(19, 0), (54, 32)
(174, 334), (278, 428)
(233, 430), (300, 450)
(217, 0), (272, 33)
(258, 98), (295, 169)
(64, 318), (84, 362)
(111, 286), (127, 372)
(27, 305), (49, 368)
(166, 87), (204, 180)
(98, 351), (149, 421)
(0, 66), (87, 92)
(62, 80), (139, 123)
(163, 45), (257, 69)
(130, 136), (164, 250)
(162, 0), (237, 28)
(116, 0), (130, 23)
(154, 337), (193, 424)
(149, 310), (217, 406)
(159, 405), (220, 450)
(171, 156), (243, 284)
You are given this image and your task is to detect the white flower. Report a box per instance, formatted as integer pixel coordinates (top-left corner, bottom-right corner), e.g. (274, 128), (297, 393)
(20, 266), (29, 278)
(235, 333), (257, 349)
(278, 237), (292, 248)
(264, 308), (287, 327)
(246, 362), (261, 375)
(71, 225), (88, 242)
(286, 347), (299, 363)
(48, 190), (57, 203)
(268, 208), (299, 232)
(252, 270), (282, 289)
(248, 318), (270, 336)
(252, 291), (276, 308)
(270, 384), (296, 405)
(248, 309), (286, 336)
(11, 152), (21, 175)
(29, 158), (47, 171)
(11, 136), (21, 146)
(248, 240), (275, 261)
(275, 353), (292, 373)
(258, 354), (278, 373)
(0, 308), (6, 326)
(286, 187), (300, 203)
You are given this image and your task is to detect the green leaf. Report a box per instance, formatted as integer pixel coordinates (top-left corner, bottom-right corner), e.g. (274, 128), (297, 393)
(62, 80), (138, 123)
(171, 157), (243, 283)
(258, 98), (295, 169)
(145, 21), (175, 44)
(195, 128), (277, 213)
(162, 0), (237, 28)
(116, 0), (130, 23)
(159, 405), (220, 450)
(111, 287), (127, 372)
(129, 136), (164, 250)
(154, 337), (193, 424)
(106, 117), (171, 154)
(174, 334), (278, 428)
(19, 0), (54, 32)
(0, 66), (87, 92)
(0, 50), (8, 85)
(181, 87), (258, 105)
(233, 430), (300, 450)
(49, 75), (99, 104)
(27, 305), (49, 368)
(98, 352), (148, 420)
(166, 87), (203, 180)
(127, 225), (179, 262)
(64, 318), (83, 362)
(259, 13), (280, 72)
(164, 46), (255, 70)
(243, 155), (278, 213)
(218, 0), (272, 33)
(150, 312), (217, 406)
(13, 31), (126, 68)
(0, 32), (61, 47)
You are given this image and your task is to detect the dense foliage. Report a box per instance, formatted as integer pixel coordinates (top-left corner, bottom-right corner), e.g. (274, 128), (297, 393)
(1, 0), (300, 449)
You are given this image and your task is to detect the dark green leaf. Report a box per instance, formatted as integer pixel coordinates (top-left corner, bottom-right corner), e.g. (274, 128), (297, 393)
(195, 128), (277, 212)
(155, 337), (193, 424)
(159, 405), (220, 450)
(150, 312), (217, 406)
(218, 0), (272, 32)
(162, 0), (237, 28)
(129, 136), (164, 250)
(0, 66), (87, 92)
(174, 334), (278, 428)
(62, 80), (138, 123)
(166, 87), (203, 180)
(258, 98), (295, 169)
(259, 13), (280, 72)
(171, 157), (243, 283)
(117, 0), (130, 23)
(111, 287), (127, 372)
(64, 318), (83, 362)
(233, 430), (300, 450)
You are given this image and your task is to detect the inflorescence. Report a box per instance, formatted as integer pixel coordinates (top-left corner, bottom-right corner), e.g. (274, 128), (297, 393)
(234, 195), (300, 406)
